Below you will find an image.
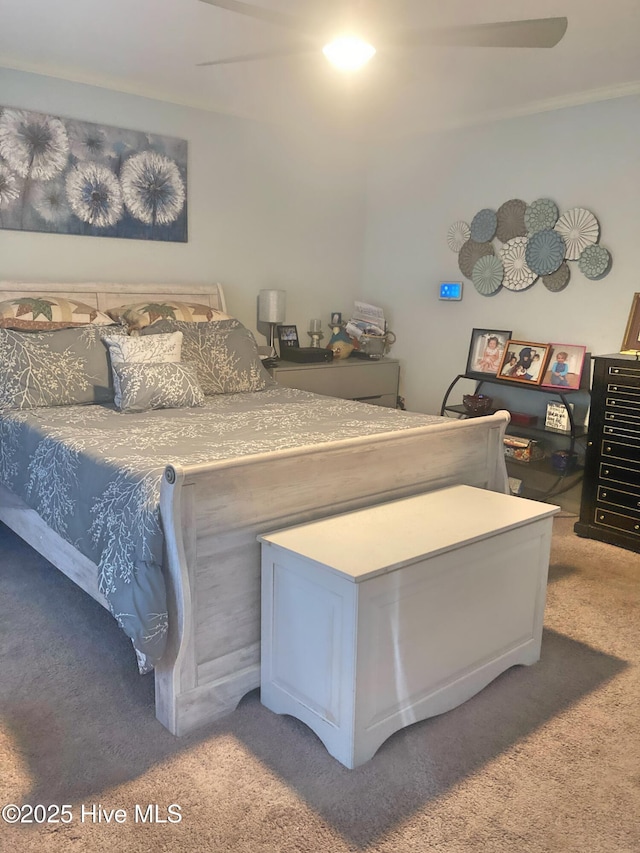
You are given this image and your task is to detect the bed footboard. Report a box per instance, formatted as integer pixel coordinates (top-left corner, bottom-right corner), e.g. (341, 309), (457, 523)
(155, 411), (510, 736)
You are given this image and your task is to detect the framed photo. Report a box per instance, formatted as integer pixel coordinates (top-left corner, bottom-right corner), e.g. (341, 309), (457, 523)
(465, 328), (512, 378)
(331, 312), (342, 326)
(541, 343), (587, 390)
(497, 340), (551, 385)
(276, 324), (299, 352)
(621, 292), (640, 353)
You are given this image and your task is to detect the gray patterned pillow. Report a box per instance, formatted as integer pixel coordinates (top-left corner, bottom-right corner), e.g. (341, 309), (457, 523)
(0, 325), (128, 409)
(104, 330), (183, 408)
(141, 319), (275, 395)
(114, 362), (205, 413)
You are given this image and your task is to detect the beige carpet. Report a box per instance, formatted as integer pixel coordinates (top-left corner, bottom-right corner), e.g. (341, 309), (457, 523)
(1, 515), (638, 852)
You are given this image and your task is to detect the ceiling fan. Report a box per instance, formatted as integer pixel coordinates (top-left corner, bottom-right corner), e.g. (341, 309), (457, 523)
(197, 1), (568, 71)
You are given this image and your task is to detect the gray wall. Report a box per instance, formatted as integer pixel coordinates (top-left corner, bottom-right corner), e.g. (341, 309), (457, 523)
(362, 95), (640, 414)
(0, 67), (366, 341)
(3, 67), (638, 415)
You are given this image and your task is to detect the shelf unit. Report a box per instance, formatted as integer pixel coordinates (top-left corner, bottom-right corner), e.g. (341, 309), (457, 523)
(440, 373), (589, 501)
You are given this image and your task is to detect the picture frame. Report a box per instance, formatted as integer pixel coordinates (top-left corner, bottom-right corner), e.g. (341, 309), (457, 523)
(540, 343), (587, 390)
(497, 340), (551, 385)
(465, 328), (512, 378)
(621, 292), (640, 354)
(331, 312), (342, 326)
(276, 324), (300, 352)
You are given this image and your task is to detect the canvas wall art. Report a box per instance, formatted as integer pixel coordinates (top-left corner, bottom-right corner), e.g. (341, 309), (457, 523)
(0, 107), (187, 242)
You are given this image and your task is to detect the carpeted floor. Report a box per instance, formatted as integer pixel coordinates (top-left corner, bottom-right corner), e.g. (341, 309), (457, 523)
(1, 515), (638, 852)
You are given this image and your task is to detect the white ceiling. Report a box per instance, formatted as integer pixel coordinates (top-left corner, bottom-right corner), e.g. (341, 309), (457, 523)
(2, 0), (640, 137)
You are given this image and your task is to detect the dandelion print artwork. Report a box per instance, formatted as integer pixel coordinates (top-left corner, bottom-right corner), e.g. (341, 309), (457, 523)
(65, 162), (124, 228)
(0, 105), (187, 242)
(121, 151), (186, 230)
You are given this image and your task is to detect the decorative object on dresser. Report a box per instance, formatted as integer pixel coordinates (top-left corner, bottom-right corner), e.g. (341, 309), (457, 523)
(258, 289), (286, 357)
(620, 292), (640, 354)
(275, 323), (299, 352)
(326, 325), (355, 360)
(541, 344), (586, 390)
(308, 318), (323, 348)
(466, 328), (512, 378)
(0, 106), (187, 242)
(497, 340), (551, 385)
(575, 354), (640, 553)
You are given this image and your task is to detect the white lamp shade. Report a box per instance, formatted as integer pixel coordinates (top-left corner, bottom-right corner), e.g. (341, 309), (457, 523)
(258, 289), (286, 324)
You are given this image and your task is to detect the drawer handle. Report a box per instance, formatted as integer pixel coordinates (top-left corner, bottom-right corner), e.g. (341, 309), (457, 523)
(602, 492), (607, 498)
(606, 446), (612, 452)
(599, 514), (605, 521)
(604, 469), (610, 475)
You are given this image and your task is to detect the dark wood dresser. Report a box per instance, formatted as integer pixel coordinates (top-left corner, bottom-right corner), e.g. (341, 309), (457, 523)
(575, 353), (640, 552)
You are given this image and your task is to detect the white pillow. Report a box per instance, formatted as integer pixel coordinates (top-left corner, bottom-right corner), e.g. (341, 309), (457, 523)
(105, 331), (183, 407)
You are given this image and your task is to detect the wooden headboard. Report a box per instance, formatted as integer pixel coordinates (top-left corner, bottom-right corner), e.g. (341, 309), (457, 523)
(0, 281), (227, 315)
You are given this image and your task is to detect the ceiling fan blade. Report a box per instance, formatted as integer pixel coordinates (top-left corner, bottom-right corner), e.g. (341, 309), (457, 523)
(394, 17), (568, 49)
(198, 0), (312, 35)
(197, 45), (316, 66)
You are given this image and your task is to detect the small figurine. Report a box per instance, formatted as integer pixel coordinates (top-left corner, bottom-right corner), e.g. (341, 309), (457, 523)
(327, 326), (354, 360)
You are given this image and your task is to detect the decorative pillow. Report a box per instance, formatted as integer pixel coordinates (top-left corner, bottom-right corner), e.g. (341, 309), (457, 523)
(141, 319), (275, 395)
(0, 296), (114, 330)
(104, 331), (183, 408)
(114, 362), (205, 414)
(0, 325), (128, 410)
(106, 300), (231, 331)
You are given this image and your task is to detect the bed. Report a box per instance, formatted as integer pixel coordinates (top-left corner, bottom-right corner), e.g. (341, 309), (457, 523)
(0, 281), (510, 736)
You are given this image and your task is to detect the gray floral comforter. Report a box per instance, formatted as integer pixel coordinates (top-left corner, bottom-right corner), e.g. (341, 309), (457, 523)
(0, 387), (444, 672)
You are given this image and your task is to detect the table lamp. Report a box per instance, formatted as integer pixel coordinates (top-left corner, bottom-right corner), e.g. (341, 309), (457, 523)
(258, 289), (286, 357)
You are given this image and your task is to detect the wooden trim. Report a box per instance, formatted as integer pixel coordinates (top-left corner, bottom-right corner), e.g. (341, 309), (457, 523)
(0, 281), (227, 314)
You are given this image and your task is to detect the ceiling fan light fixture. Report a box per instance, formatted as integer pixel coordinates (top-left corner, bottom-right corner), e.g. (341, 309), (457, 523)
(322, 36), (376, 71)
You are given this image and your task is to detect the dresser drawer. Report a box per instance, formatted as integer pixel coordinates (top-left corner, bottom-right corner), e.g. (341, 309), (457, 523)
(600, 439), (640, 461)
(608, 364), (640, 380)
(605, 387), (640, 406)
(605, 399), (640, 419)
(593, 507), (640, 537)
(597, 484), (640, 512)
(600, 461), (640, 489)
(603, 410), (640, 428)
(602, 422), (640, 441)
(271, 360), (400, 407)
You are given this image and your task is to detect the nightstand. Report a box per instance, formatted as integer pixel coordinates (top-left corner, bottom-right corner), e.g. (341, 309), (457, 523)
(269, 357), (400, 407)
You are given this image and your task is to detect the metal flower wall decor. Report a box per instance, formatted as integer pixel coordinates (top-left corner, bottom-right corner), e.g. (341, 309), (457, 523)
(0, 106), (187, 242)
(447, 198), (612, 296)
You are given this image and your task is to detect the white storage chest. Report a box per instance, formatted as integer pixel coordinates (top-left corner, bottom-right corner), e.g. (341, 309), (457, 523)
(259, 485), (559, 769)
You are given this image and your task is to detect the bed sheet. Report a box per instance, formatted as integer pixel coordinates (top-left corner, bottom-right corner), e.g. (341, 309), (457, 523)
(0, 387), (445, 671)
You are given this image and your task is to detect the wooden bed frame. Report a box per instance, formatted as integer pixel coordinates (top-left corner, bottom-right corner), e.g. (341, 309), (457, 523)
(0, 281), (511, 736)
